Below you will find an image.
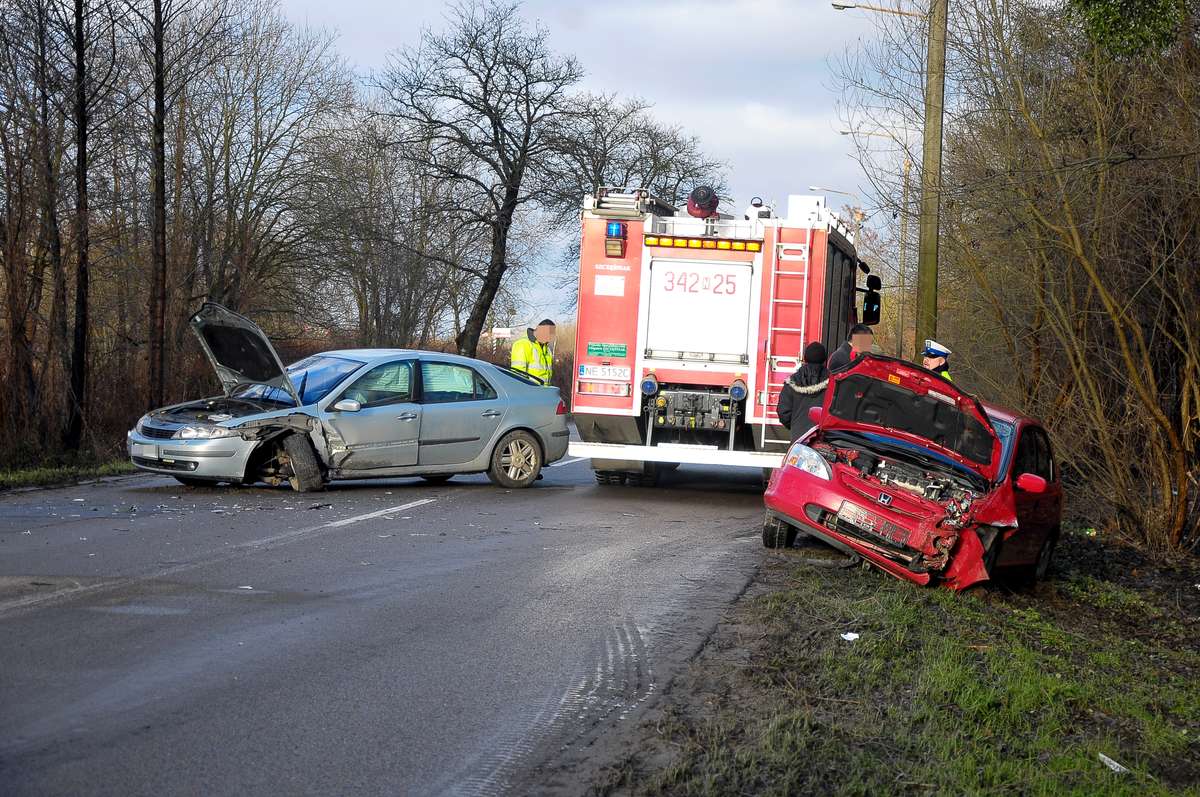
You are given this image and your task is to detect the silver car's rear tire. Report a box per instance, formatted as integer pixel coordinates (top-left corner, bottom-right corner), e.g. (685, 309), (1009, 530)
(283, 434), (325, 492)
(487, 430), (542, 489)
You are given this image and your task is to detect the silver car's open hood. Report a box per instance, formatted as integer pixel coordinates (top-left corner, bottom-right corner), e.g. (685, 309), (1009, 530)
(189, 302), (301, 404)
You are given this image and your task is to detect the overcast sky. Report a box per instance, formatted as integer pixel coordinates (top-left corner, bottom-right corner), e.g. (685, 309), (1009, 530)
(281, 0), (880, 320)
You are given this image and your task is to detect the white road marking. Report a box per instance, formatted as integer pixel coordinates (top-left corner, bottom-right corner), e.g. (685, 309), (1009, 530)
(547, 457), (585, 469)
(0, 496), (441, 616)
(323, 498), (437, 528)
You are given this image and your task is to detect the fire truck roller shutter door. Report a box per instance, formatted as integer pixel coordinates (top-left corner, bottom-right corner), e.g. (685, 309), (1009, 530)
(645, 259), (754, 362)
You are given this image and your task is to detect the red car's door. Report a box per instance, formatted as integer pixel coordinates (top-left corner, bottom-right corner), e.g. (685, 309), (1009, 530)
(1000, 424), (1055, 566)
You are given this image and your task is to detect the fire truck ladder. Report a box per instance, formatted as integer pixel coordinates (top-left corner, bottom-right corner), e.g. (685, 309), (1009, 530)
(761, 237), (811, 450)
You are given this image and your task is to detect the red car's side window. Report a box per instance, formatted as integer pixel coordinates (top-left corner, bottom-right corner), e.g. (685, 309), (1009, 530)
(1014, 427), (1054, 482)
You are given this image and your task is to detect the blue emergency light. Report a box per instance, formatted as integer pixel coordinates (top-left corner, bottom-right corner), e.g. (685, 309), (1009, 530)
(605, 221), (626, 238)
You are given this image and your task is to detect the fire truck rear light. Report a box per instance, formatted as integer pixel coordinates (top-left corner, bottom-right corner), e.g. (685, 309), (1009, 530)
(687, 239), (702, 248)
(645, 236), (660, 245)
(672, 238), (688, 248)
(578, 381), (632, 397)
(605, 239), (626, 257)
(716, 240), (732, 250)
(606, 221), (627, 238)
(747, 242), (762, 252)
(702, 240), (717, 249)
(732, 241), (746, 251)
(659, 236), (673, 245)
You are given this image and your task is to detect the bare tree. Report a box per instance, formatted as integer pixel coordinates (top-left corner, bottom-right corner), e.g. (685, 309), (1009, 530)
(378, 0), (582, 357)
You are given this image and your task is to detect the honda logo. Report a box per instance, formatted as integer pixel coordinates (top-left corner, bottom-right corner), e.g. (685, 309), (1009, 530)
(878, 493), (893, 507)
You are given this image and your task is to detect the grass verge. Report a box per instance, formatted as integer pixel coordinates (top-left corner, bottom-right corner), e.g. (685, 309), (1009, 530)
(596, 530), (1200, 796)
(0, 459), (137, 491)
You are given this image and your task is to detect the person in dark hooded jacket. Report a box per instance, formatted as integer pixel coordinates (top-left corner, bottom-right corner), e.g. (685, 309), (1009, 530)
(777, 342), (830, 443)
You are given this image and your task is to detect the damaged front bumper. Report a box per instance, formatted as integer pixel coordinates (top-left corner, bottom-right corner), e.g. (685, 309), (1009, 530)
(764, 470), (993, 591)
(126, 428), (259, 481)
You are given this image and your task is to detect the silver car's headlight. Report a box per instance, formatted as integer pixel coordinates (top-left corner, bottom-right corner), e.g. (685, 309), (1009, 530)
(174, 425), (236, 440)
(784, 443), (832, 481)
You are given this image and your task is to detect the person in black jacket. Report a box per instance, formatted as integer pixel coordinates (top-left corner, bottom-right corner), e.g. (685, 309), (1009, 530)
(777, 342), (830, 443)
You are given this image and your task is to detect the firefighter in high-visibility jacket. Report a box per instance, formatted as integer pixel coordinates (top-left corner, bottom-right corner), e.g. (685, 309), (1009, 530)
(511, 319), (555, 383)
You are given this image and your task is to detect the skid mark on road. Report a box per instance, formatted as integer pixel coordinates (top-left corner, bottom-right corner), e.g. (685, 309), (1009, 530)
(0, 498), (440, 617)
(450, 620), (655, 797)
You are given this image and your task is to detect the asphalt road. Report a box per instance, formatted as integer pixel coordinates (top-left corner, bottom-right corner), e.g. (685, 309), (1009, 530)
(0, 458), (765, 796)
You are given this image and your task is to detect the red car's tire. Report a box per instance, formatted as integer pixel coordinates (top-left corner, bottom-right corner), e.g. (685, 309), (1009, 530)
(762, 512), (798, 549)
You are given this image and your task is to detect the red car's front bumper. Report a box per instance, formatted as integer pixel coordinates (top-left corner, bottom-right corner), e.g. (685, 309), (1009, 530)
(764, 464), (991, 591)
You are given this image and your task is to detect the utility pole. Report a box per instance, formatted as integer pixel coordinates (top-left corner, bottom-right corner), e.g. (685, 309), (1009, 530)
(915, 0), (948, 354)
(897, 158), (912, 359)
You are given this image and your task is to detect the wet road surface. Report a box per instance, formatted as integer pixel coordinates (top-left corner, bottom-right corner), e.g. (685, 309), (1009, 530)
(0, 460), (764, 796)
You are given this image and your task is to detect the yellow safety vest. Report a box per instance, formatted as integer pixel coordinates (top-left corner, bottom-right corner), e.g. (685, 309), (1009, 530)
(511, 337), (552, 382)
(938, 369), (953, 382)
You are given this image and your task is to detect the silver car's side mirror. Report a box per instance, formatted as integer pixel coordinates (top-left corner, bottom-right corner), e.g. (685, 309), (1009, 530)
(333, 399), (361, 413)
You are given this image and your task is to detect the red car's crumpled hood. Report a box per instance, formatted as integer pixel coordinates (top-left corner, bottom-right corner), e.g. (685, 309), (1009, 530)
(816, 355), (1001, 483)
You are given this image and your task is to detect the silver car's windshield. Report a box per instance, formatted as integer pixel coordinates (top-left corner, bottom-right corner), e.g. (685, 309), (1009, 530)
(234, 355), (364, 406)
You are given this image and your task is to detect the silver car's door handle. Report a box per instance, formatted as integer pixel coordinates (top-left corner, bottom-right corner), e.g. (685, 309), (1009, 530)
(481, 410), (502, 418)
(397, 412), (418, 421)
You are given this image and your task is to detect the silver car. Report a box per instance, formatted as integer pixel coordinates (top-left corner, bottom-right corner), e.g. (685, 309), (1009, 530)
(127, 303), (569, 490)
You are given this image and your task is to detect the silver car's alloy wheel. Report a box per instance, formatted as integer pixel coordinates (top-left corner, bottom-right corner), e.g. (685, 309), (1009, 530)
(501, 439), (537, 482)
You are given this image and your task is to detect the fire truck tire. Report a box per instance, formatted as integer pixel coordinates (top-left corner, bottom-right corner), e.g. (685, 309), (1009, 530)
(628, 465), (660, 488)
(762, 512), (797, 549)
(595, 471), (627, 486)
(283, 434), (325, 492)
(487, 430), (542, 488)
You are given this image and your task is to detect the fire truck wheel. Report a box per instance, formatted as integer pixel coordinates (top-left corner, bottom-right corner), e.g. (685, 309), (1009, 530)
(594, 471), (627, 486)
(628, 465), (660, 488)
(762, 512), (797, 549)
(487, 430), (542, 488)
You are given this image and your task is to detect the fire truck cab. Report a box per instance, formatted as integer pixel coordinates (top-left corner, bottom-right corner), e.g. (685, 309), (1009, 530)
(569, 186), (881, 485)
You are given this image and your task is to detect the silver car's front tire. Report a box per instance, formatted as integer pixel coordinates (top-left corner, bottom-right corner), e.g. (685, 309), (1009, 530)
(487, 430), (542, 489)
(282, 434), (325, 492)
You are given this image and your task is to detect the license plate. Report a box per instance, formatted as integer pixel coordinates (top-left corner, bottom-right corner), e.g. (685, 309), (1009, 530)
(130, 443), (158, 460)
(578, 364), (631, 381)
(838, 502), (909, 545)
(838, 503), (880, 533)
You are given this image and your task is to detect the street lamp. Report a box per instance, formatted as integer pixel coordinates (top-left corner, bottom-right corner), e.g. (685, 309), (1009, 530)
(832, 0), (947, 357)
(831, 2), (924, 18)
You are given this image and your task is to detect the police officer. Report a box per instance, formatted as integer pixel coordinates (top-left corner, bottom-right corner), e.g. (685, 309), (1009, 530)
(511, 319), (555, 383)
(922, 339), (953, 381)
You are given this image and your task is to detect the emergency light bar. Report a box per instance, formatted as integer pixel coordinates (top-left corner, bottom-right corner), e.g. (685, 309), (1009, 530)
(644, 235), (762, 253)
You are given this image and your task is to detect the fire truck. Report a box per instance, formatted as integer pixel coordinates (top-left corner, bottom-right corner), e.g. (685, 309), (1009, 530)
(568, 186), (882, 485)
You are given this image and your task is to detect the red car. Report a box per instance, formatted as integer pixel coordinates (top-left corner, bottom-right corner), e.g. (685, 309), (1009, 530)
(763, 355), (1063, 590)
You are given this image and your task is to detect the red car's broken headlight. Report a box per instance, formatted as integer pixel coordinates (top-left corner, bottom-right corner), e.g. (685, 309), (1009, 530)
(784, 442), (832, 481)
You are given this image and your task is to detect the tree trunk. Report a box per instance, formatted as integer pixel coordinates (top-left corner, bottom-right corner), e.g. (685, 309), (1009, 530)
(147, 0), (168, 410)
(457, 185), (519, 357)
(64, 0), (90, 451)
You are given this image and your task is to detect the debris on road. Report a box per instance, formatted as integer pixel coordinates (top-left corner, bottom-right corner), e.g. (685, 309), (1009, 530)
(307, 503), (332, 511)
(1098, 753), (1130, 774)
(237, 585), (254, 590)
(840, 632), (860, 642)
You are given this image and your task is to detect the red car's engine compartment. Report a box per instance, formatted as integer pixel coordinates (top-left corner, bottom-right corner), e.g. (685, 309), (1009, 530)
(810, 439), (984, 573)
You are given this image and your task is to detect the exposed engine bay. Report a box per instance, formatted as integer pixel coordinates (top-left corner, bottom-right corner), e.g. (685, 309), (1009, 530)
(809, 434), (987, 572)
(153, 397), (277, 424)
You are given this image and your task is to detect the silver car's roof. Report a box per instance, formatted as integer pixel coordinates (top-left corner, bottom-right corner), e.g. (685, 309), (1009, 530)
(315, 349), (502, 369)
